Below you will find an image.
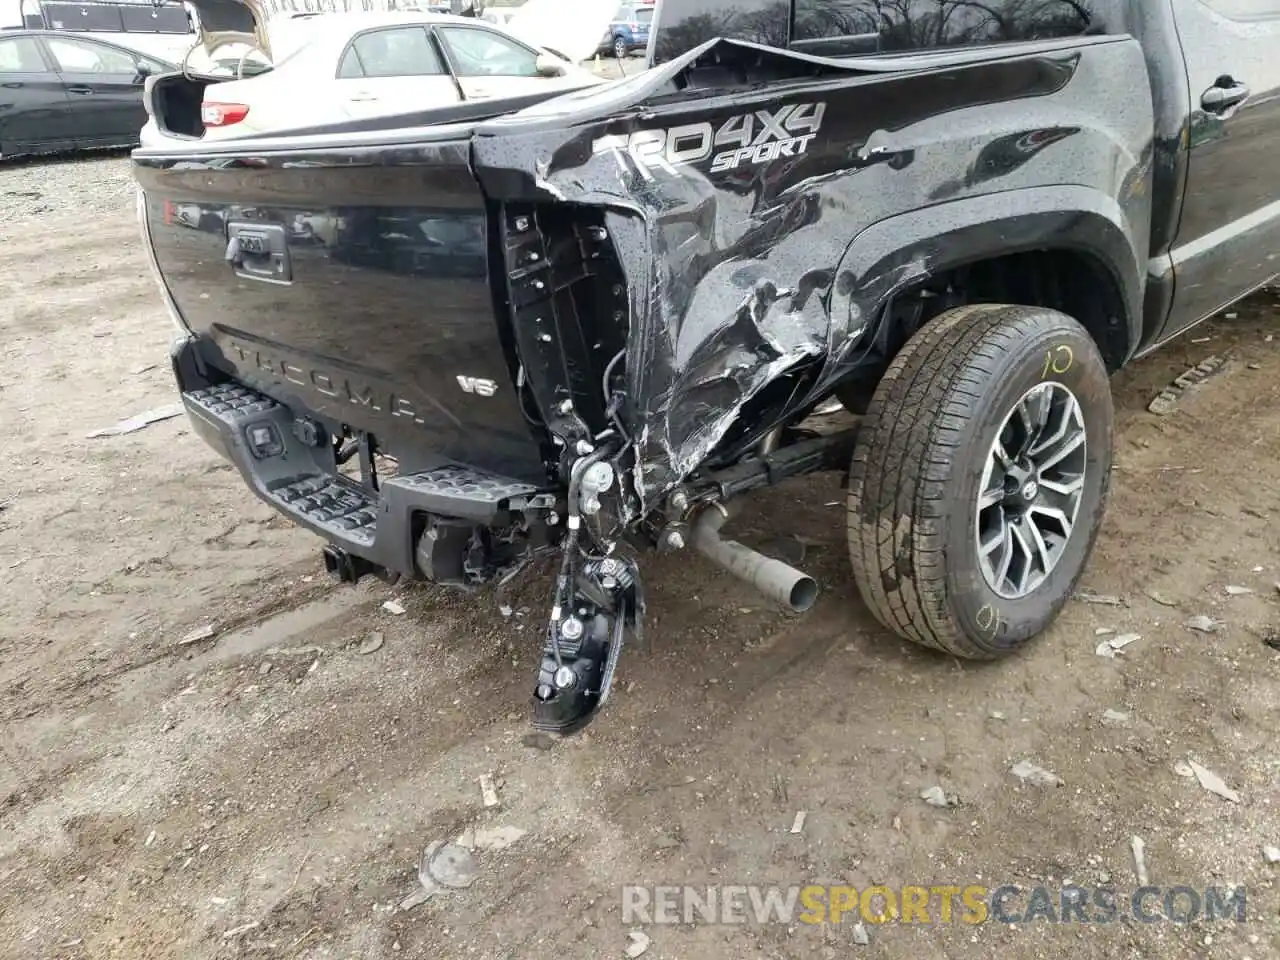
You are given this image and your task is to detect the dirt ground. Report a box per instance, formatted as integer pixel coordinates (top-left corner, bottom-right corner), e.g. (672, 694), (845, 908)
(2, 155), (1279, 960)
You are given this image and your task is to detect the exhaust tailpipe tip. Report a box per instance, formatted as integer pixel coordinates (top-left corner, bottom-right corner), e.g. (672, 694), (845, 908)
(690, 506), (819, 613)
(786, 575), (820, 613)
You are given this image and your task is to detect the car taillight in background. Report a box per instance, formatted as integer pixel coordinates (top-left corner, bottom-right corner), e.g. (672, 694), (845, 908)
(201, 102), (250, 127)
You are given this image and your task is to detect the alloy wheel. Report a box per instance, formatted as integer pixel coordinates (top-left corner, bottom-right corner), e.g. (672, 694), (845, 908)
(975, 381), (1088, 599)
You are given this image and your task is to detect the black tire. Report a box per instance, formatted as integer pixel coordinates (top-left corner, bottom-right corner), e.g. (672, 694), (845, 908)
(613, 36), (628, 59)
(847, 303), (1113, 659)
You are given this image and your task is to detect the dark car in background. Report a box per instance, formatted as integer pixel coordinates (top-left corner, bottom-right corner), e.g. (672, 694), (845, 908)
(597, 2), (651, 58)
(0, 30), (172, 158)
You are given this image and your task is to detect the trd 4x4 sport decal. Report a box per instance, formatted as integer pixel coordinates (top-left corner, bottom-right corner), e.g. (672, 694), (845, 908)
(592, 102), (826, 180)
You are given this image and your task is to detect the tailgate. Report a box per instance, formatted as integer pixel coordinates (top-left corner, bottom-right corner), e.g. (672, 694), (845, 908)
(133, 141), (547, 483)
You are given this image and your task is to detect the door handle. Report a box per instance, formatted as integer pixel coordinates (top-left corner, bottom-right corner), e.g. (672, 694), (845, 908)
(1201, 77), (1249, 114)
(66, 85), (94, 95)
(224, 224), (291, 282)
(347, 92), (378, 102)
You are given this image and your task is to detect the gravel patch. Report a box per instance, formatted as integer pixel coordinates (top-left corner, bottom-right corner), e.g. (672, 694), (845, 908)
(0, 153), (134, 232)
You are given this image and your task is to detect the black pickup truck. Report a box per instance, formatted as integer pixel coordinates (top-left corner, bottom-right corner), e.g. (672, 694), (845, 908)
(133, 0), (1280, 734)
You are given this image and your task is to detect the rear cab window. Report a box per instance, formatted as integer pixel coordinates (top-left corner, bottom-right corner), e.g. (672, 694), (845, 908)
(653, 0), (1122, 63)
(793, 0), (1110, 54)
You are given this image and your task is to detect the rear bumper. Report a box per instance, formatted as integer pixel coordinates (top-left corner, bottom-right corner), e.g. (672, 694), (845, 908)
(171, 336), (554, 585)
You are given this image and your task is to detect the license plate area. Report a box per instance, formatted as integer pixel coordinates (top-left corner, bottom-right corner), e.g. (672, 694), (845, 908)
(334, 427), (400, 495)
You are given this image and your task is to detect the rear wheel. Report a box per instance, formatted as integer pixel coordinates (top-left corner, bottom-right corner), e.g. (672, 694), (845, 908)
(846, 303), (1113, 658)
(613, 36), (628, 59)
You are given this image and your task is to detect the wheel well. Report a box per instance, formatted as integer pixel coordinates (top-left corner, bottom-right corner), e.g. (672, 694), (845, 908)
(944, 249), (1130, 371)
(832, 248), (1129, 416)
(714, 249), (1131, 458)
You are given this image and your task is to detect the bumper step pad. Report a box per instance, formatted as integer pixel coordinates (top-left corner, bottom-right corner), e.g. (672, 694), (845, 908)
(272, 476), (378, 546)
(185, 382), (279, 419)
(182, 379), (544, 573)
(185, 382), (379, 546)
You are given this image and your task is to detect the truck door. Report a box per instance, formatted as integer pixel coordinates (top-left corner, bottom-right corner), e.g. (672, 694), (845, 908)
(1163, 0), (1280, 338)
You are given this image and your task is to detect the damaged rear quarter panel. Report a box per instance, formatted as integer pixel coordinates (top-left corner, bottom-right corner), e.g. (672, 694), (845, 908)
(470, 37), (1154, 508)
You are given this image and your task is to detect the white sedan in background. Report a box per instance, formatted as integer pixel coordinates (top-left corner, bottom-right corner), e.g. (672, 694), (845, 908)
(198, 12), (602, 138)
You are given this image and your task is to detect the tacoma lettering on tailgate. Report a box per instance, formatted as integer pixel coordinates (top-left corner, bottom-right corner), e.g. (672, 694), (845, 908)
(227, 340), (430, 425)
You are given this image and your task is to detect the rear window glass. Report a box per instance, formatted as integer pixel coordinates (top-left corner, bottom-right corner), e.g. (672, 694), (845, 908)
(341, 27), (444, 78)
(0, 36), (45, 71)
(438, 26), (539, 77)
(651, 0), (788, 61)
(45, 35), (138, 71)
(635, 7), (653, 22)
(793, 0), (1104, 51)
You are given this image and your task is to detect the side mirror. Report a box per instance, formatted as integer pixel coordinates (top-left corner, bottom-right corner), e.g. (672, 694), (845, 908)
(535, 52), (565, 78)
(133, 59), (152, 84)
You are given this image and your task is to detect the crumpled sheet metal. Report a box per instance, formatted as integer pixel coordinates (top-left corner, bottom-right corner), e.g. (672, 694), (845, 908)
(608, 168), (836, 502)
(471, 35), (1147, 511)
(475, 39), (882, 508)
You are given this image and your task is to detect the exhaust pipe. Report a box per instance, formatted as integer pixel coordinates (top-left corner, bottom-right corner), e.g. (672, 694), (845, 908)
(691, 506), (819, 613)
